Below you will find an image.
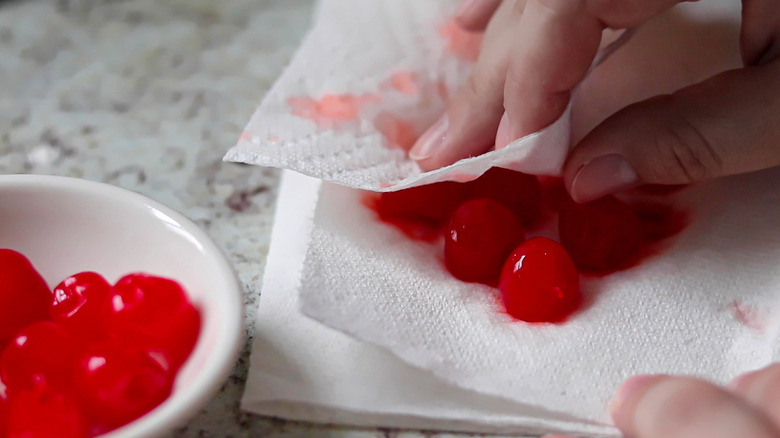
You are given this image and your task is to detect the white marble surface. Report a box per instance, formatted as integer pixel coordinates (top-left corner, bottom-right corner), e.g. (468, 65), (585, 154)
(0, 0), (536, 436)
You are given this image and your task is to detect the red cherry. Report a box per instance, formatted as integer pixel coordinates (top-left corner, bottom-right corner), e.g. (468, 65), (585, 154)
(377, 182), (466, 226)
(0, 250), (51, 347)
(103, 274), (200, 372)
(444, 199), (525, 285)
(74, 343), (172, 431)
(5, 385), (87, 438)
(631, 202), (689, 243)
(0, 386), (7, 437)
(1, 322), (80, 393)
(463, 167), (542, 227)
(538, 176), (575, 213)
(50, 272), (112, 342)
(499, 238), (580, 323)
(558, 196), (642, 272)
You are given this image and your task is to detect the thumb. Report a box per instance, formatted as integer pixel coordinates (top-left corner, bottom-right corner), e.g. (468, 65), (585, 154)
(563, 59), (780, 203)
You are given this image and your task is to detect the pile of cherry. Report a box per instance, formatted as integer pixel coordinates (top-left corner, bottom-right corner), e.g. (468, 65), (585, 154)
(0, 249), (200, 438)
(371, 168), (686, 323)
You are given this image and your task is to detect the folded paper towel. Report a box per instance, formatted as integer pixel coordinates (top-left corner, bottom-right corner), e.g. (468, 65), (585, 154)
(243, 171), (617, 437)
(224, 0), (631, 189)
(237, 0), (777, 436)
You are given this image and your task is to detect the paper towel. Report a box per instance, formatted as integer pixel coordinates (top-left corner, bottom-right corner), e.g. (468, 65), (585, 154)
(243, 171), (617, 437)
(299, 168), (780, 432)
(224, 0), (633, 190)
(238, 0), (777, 436)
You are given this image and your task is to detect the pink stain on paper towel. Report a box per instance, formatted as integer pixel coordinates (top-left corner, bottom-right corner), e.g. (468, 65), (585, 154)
(729, 300), (765, 333)
(288, 93), (380, 127)
(237, 130), (253, 142)
(374, 112), (419, 152)
(439, 18), (483, 62)
(384, 71), (422, 96)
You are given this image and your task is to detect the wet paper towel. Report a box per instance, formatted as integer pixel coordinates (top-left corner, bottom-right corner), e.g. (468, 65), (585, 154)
(237, 0), (774, 436)
(224, 0), (627, 190)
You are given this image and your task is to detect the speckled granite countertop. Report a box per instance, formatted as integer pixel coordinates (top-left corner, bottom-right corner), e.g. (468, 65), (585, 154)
(0, 1), (531, 437)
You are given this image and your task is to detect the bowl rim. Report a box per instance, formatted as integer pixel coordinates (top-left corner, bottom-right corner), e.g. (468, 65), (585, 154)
(0, 174), (245, 438)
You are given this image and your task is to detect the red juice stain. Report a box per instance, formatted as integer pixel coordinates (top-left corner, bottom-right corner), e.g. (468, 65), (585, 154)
(384, 71), (421, 96)
(237, 130), (252, 143)
(374, 182), (466, 226)
(373, 112), (419, 152)
(288, 93), (380, 127)
(362, 191), (447, 243)
(462, 167), (542, 228)
(538, 176), (575, 213)
(439, 18), (483, 62)
(728, 300), (765, 333)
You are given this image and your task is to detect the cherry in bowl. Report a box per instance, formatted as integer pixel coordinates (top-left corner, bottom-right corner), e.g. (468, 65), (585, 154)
(0, 175), (242, 438)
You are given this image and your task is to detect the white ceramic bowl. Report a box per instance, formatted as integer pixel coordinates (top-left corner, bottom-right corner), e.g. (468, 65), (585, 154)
(0, 174), (243, 437)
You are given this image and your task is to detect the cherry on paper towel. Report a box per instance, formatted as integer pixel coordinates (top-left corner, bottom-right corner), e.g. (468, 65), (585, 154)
(445, 199), (525, 285)
(558, 196), (642, 273)
(463, 167), (542, 227)
(376, 182), (466, 226)
(499, 238), (580, 323)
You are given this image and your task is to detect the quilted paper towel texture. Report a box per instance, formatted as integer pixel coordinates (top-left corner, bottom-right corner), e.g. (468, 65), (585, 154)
(301, 170), (780, 428)
(224, 0), (585, 190)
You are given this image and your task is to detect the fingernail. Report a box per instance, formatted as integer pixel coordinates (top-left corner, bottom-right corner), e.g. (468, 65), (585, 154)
(570, 154), (639, 203)
(455, 0), (480, 18)
(494, 112), (511, 149)
(610, 375), (662, 423)
(410, 115), (449, 161)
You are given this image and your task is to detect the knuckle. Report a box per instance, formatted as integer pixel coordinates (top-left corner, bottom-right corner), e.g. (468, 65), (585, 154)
(457, 66), (505, 113)
(651, 97), (723, 184)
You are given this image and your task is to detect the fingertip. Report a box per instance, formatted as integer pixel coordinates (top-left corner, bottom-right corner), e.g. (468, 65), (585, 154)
(413, 156), (446, 172)
(409, 115), (449, 162)
(729, 363), (780, 425)
(566, 154), (639, 203)
(610, 375), (668, 431)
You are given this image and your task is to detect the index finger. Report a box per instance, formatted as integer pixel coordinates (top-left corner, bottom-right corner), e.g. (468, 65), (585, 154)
(497, 0), (682, 148)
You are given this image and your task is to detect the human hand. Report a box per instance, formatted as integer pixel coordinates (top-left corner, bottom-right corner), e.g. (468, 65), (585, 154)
(412, 0), (780, 203)
(541, 364), (780, 438)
